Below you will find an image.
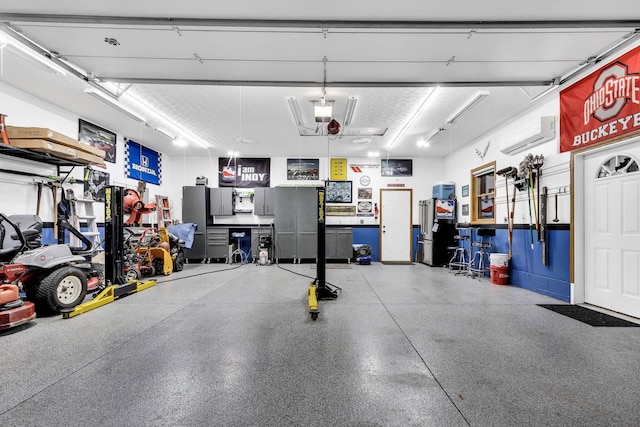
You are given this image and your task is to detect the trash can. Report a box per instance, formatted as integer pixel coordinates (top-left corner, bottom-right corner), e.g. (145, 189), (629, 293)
(489, 253), (509, 285)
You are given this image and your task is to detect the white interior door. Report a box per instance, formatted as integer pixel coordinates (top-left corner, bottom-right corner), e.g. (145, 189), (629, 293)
(380, 189), (412, 262)
(584, 142), (640, 318)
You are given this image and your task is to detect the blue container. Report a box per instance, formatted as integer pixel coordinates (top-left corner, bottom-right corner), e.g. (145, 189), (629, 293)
(433, 184), (455, 200)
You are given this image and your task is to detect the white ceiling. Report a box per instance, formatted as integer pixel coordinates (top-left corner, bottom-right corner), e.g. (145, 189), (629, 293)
(1, 2), (639, 158)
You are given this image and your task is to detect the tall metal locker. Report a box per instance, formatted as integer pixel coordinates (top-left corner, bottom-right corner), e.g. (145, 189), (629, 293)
(296, 187), (318, 259)
(182, 185), (210, 260)
(274, 186), (318, 261)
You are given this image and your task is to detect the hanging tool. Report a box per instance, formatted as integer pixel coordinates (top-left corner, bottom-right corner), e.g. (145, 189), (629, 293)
(533, 155), (544, 240)
(540, 187), (548, 266)
(528, 166), (539, 234)
(526, 175), (534, 250)
(0, 114), (10, 145)
(553, 193), (560, 223)
(496, 166), (518, 259)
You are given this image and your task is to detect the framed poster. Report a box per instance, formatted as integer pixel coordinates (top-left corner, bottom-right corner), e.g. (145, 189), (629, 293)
(358, 187), (372, 199)
(330, 158), (348, 180)
(218, 157), (270, 188)
(125, 138), (162, 185)
(79, 119), (116, 163)
(462, 204), (469, 216)
(287, 158), (319, 180)
(84, 168), (109, 202)
(325, 181), (352, 203)
(381, 159), (412, 176)
(461, 185), (469, 197)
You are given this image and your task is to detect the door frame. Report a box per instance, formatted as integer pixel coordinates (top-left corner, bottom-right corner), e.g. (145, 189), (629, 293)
(379, 188), (413, 262)
(571, 134), (640, 305)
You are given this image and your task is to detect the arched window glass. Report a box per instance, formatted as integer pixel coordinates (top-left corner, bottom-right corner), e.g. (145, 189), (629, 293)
(596, 155), (639, 179)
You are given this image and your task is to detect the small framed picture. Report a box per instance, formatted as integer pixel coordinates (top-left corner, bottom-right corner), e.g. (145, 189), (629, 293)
(461, 185), (469, 197)
(462, 204), (469, 216)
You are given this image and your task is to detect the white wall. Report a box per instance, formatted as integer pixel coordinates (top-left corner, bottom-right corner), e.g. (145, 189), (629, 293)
(165, 154), (445, 225)
(443, 97), (572, 225)
(0, 82), (170, 224)
(2, 80), (572, 229)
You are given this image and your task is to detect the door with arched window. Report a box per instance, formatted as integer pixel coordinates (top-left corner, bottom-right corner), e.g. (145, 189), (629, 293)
(584, 143), (640, 318)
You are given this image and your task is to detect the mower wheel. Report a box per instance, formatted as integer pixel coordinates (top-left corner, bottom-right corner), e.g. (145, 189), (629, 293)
(174, 252), (185, 272)
(125, 268), (141, 281)
(36, 266), (87, 314)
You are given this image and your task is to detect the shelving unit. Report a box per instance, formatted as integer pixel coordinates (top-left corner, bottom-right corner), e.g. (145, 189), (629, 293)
(155, 195), (172, 228)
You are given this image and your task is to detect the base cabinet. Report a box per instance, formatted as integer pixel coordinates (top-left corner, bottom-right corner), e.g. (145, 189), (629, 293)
(326, 228), (353, 261)
(206, 227), (230, 261)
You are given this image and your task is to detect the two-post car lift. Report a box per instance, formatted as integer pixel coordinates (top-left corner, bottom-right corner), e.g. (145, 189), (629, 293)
(62, 186), (156, 318)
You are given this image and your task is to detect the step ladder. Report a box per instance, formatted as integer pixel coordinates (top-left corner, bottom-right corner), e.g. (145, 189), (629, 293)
(155, 195), (172, 228)
(67, 189), (102, 251)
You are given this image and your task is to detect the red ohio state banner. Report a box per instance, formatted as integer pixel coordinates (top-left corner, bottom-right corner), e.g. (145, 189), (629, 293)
(560, 44), (640, 152)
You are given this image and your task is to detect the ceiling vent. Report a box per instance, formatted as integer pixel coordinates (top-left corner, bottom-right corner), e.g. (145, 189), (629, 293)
(500, 116), (556, 155)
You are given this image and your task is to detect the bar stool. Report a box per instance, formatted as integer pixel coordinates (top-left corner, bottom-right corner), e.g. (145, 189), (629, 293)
(468, 228), (494, 280)
(448, 228), (470, 275)
(231, 231), (248, 264)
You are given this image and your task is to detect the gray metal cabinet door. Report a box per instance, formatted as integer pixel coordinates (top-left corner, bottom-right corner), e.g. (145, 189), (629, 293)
(335, 228), (353, 259)
(296, 187), (318, 259)
(254, 187), (275, 215)
(210, 188), (234, 216)
(206, 227), (229, 259)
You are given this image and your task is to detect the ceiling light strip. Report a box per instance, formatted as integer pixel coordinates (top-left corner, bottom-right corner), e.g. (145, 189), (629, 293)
(445, 91), (490, 125)
(344, 96), (357, 126)
(287, 97), (304, 126)
(84, 88), (146, 122)
(386, 87), (440, 150)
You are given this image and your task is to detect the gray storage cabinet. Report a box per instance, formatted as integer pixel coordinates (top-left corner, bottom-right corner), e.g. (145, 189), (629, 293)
(253, 187), (275, 215)
(210, 187), (234, 216)
(206, 227), (230, 261)
(274, 186), (318, 261)
(182, 185), (210, 260)
(326, 227), (353, 261)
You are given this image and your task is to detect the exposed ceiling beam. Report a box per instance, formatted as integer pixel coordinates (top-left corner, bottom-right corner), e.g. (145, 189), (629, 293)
(101, 78), (555, 87)
(1, 14), (640, 30)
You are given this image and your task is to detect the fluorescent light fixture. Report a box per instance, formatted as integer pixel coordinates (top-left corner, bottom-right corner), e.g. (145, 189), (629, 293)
(344, 96), (357, 126)
(0, 30), (67, 76)
(154, 127), (176, 139)
(84, 88), (146, 122)
(368, 151), (380, 157)
(227, 151), (239, 157)
(313, 101), (333, 122)
(173, 138), (188, 147)
(387, 87), (440, 150)
(287, 97), (304, 126)
(445, 91), (490, 125)
(417, 128), (442, 147)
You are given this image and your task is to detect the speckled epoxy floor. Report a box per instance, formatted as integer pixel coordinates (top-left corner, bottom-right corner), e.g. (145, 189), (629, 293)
(1, 262), (640, 426)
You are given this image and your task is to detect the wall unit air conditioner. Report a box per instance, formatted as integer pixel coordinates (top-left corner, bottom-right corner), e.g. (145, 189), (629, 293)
(500, 116), (556, 155)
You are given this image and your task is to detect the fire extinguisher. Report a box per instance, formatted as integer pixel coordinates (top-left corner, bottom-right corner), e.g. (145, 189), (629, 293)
(374, 203), (379, 220)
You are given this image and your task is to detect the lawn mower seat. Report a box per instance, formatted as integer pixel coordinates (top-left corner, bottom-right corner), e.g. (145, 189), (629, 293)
(0, 214), (43, 262)
(8, 215), (43, 248)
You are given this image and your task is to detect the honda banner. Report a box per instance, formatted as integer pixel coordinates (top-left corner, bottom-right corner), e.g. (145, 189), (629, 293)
(218, 157), (270, 188)
(125, 139), (162, 185)
(560, 44), (640, 152)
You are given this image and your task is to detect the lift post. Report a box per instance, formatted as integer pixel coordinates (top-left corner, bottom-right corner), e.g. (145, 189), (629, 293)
(308, 187), (338, 320)
(63, 186), (156, 319)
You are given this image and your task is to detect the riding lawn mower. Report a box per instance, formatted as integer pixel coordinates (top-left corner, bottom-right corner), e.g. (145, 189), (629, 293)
(0, 213), (100, 329)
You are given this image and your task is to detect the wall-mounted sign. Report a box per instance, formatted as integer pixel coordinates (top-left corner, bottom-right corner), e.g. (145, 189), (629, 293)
(330, 158), (348, 180)
(218, 157), (270, 188)
(125, 139), (162, 185)
(560, 44), (640, 152)
(84, 167), (109, 202)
